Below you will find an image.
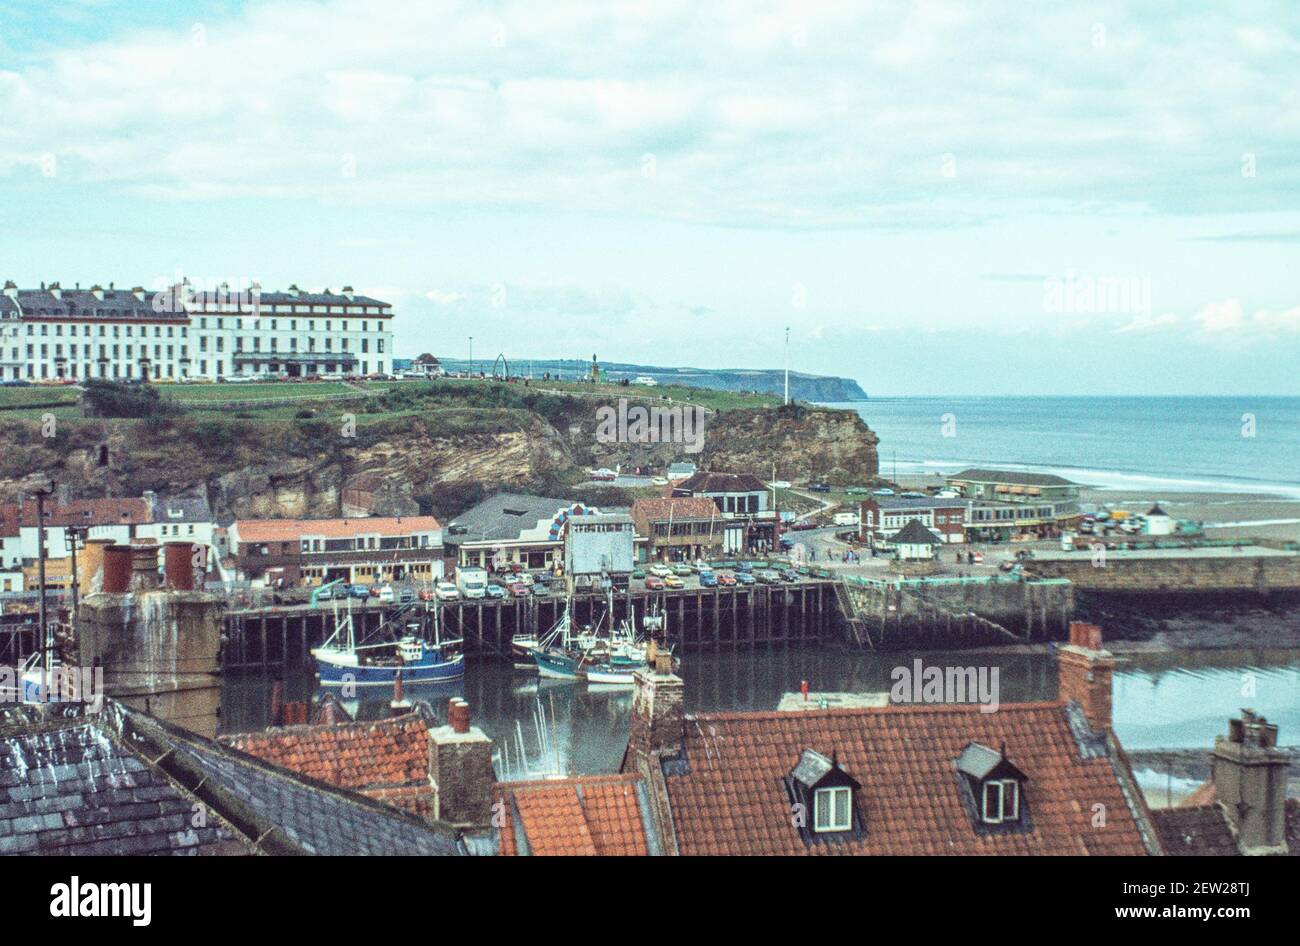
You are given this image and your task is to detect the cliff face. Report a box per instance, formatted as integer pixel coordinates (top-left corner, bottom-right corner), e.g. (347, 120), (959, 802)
(0, 399), (878, 518)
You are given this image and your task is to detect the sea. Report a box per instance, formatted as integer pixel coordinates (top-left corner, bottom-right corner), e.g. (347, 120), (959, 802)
(824, 396), (1300, 498)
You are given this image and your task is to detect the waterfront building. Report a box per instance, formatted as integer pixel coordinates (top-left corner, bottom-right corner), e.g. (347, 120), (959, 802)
(228, 515), (442, 587)
(859, 496), (967, 544)
(0, 279), (393, 381)
(946, 468), (1081, 504)
(443, 493), (596, 571)
(1144, 503), (1176, 535)
(890, 518), (944, 560)
(671, 471), (779, 553)
(631, 497), (724, 562)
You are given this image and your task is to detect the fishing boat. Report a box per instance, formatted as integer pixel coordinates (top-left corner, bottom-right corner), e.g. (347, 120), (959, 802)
(313, 602), (464, 686)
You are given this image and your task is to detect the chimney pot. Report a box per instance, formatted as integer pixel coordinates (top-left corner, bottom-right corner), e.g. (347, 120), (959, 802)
(1213, 711), (1289, 854)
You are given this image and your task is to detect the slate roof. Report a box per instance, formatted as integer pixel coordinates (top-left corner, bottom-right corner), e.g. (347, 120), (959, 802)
(1150, 785), (1299, 856)
(0, 705), (241, 856)
(891, 519), (944, 545)
(494, 774), (656, 856)
(867, 496), (967, 511)
(0, 287), (184, 322)
(677, 472), (766, 494)
(149, 495), (213, 525)
(444, 493), (582, 544)
(1150, 805), (1241, 856)
(0, 700), (469, 856)
(220, 707), (435, 818)
(656, 701), (1156, 855)
(949, 469), (1076, 487)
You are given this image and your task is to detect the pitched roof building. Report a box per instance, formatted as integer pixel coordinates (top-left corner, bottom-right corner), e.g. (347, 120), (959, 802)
(0, 700), (469, 856)
(493, 773), (659, 855)
(1150, 710), (1297, 857)
(221, 705), (439, 818)
(617, 624), (1163, 856)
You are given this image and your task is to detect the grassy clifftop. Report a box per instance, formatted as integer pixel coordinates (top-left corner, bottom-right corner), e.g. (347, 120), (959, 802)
(0, 379), (878, 520)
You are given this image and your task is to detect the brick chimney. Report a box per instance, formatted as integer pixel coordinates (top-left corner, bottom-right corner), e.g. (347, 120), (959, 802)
(1212, 710), (1289, 855)
(428, 698), (495, 828)
(627, 656), (685, 764)
(1057, 621), (1115, 731)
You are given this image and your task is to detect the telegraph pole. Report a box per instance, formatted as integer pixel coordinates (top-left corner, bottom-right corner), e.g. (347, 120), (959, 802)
(468, 336), (474, 377)
(30, 479), (54, 698)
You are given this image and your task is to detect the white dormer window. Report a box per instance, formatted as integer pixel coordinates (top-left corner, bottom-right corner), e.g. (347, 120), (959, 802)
(981, 779), (1019, 824)
(813, 786), (852, 833)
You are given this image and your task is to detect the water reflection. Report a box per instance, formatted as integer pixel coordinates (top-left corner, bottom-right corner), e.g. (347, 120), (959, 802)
(221, 645), (1300, 776)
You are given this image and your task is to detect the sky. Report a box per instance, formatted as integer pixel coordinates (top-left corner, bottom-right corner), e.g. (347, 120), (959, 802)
(1, 1), (1299, 395)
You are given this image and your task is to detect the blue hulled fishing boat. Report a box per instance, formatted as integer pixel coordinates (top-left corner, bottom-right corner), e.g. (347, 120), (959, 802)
(313, 603), (464, 687)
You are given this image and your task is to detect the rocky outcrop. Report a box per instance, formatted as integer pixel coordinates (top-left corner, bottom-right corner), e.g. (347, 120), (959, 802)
(0, 397), (877, 518)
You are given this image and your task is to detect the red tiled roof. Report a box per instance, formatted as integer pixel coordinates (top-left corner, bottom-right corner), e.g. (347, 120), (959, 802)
(661, 701), (1153, 855)
(494, 774), (650, 856)
(233, 515), (440, 544)
(1, 498), (150, 529)
(631, 497), (719, 527)
(220, 712), (433, 818)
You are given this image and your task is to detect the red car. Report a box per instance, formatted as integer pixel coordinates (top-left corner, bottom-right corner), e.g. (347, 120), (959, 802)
(717, 572), (737, 587)
(644, 576), (665, 591)
(418, 589), (436, 601)
(507, 582), (529, 598)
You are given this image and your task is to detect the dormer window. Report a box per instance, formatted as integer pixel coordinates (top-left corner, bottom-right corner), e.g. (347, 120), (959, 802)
(957, 741), (1029, 832)
(814, 786), (852, 833)
(981, 779), (1019, 824)
(785, 749), (863, 845)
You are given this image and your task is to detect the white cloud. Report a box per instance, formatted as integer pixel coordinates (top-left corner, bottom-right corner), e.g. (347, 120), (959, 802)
(1194, 299), (1300, 341)
(1, 0), (1298, 227)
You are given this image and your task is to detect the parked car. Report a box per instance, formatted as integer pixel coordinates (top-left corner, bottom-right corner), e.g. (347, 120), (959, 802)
(779, 568), (800, 582)
(644, 576), (666, 591)
(631, 567), (646, 580)
(872, 488), (895, 496)
(435, 582), (459, 601)
(672, 563), (693, 577)
(418, 588), (436, 601)
(531, 583), (549, 597)
(717, 572), (737, 587)
(698, 570), (718, 587)
(399, 588), (415, 604)
(507, 582), (529, 598)
(348, 584), (370, 599)
(755, 569), (781, 584)
(734, 571), (756, 585)
(485, 584), (506, 599)
(649, 564), (673, 578)
(663, 575), (685, 589)
(375, 584), (395, 603)
(808, 482), (831, 493)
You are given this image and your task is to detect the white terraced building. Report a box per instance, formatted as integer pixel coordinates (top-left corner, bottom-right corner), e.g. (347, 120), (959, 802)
(0, 279), (394, 382)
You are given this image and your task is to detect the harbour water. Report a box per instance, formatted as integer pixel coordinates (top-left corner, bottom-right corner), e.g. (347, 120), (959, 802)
(222, 645), (1300, 778)
(830, 395), (1300, 497)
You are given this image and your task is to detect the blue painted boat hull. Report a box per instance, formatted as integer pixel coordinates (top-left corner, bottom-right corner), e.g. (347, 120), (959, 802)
(316, 653), (464, 686)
